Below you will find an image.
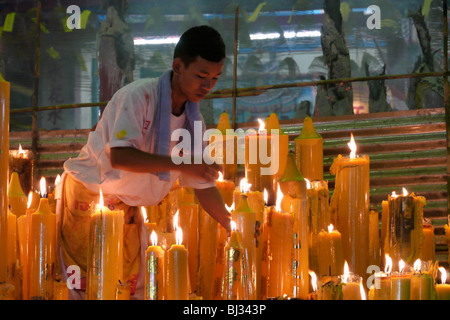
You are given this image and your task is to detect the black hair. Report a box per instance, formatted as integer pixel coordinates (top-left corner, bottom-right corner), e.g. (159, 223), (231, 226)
(173, 25), (226, 67)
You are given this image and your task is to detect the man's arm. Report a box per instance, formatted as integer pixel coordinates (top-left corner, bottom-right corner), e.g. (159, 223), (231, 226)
(110, 147), (219, 182)
(194, 187), (231, 236)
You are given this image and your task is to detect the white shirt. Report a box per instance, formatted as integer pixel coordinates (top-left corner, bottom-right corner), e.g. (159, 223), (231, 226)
(64, 77), (215, 206)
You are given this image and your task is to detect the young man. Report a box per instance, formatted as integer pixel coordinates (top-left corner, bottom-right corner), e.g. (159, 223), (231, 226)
(56, 25), (231, 299)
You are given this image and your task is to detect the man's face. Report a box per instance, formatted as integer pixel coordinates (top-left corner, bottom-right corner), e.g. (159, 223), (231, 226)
(173, 56), (224, 103)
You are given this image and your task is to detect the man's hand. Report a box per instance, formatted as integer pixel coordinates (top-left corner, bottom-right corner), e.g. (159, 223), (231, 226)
(178, 161), (221, 183)
(194, 187), (231, 236)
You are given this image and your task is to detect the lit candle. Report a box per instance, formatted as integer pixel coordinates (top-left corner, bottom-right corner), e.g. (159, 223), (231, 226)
(223, 221), (252, 300)
(318, 224), (344, 277)
(166, 228), (189, 300)
(436, 267), (450, 300)
(86, 189), (124, 300)
(390, 259), (411, 300)
(47, 175), (60, 214)
(386, 188), (426, 264)
(232, 192), (256, 300)
(373, 254), (392, 300)
(141, 206), (157, 237)
(0, 71), (10, 284)
(216, 171), (235, 207)
(410, 259), (436, 300)
(294, 116), (323, 181)
(8, 172), (27, 217)
(29, 177), (56, 300)
(265, 186), (293, 298)
(145, 231), (165, 300)
(9, 144), (33, 196)
(330, 133), (370, 282)
(306, 179), (330, 275)
(307, 271), (318, 300)
(178, 191), (199, 294)
(340, 261), (365, 300)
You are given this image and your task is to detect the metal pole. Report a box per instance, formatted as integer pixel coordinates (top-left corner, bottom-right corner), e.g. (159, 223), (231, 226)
(442, 0), (449, 217)
(232, 6), (239, 129)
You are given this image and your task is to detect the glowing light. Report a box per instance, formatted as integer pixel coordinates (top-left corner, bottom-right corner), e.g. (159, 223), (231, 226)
(309, 271), (317, 292)
(413, 259), (421, 273)
(176, 228), (183, 245)
(384, 254), (392, 274)
(439, 267), (447, 284)
(141, 206), (148, 222)
(402, 187), (408, 196)
(18, 144), (26, 156)
(257, 118), (266, 134)
(250, 32), (280, 40)
(239, 177), (252, 193)
(173, 210), (179, 231)
(134, 36), (180, 45)
(347, 133), (357, 159)
(39, 177), (47, 198)
(275, 184), (283, 212)
(343, 261), (350, 283)
(305, 178), (311, 189)
(98, 189), (104, 208)
(263, 189), (268, 205)
(217, 171), (224, 182)
(55, 174), (61, 187)
(399, 259), (405, 273)
(225, 203), (235, 213)
(231, 220), (237, 232)
(391, 191), (398, 198)
(151, 231), (158, 247)
(360, 282), (366, 300)
(328, 224), (334, 233)
(27, 191), (33, 209)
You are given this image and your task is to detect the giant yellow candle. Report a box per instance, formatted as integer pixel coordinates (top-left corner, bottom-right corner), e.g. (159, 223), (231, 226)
(232, 193), (256, 300)
(86, 189), (124, 300)
(318, 224), (344, 277)
(8, 172), (27, 218)
(245, 121), (264, 193)
(28, 178), (56, 300)
(197, 207), (217, 299)
(266, 195), (293, 298)
(177, 191), (198, 294)
(212, 223), (228, 300)
(381, 200), (389, 261)
(436, 267), (450, 300)
(0, 71), (10, 284)
(330, 134), (370, 282)
(294, 116), (323, 181)
(265, 113), (289, 181)
(306, 180), (330, 275)
(145, 231), (165, 300)
(166, 228), (189, 300)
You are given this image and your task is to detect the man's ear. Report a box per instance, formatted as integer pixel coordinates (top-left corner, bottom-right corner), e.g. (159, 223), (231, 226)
(172, 58), (183, 75)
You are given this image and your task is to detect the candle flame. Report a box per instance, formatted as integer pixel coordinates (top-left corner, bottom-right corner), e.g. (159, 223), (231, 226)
(239, 177), (252, 193)
(391, 191), (398, 198)
(27, 191), (33, 209)
(99, 189), (104, 208)
(384, 254), (392, 274)
(257, 118), (266, 133)
(55, 174), (61, 186)
(18, 144), (27, 156)
(231, 220), (237, 232)
(263, 188), (268, 205)
(175, 228), (183, 245)
(173, 210), (179, 231)
(413, 259), (421, 273)
(402, 187), (408, 196)
(225, 203), (235, 213)
(305, 178), (311, 189)
(217, 171), (224, 182)
(360, 282), (366, 300)
(309, 271), (317, 292)
(151, 230), (158, 247)
(399, 259), (405, 273)
(439, 267), (447, 284)
(39, 177), (47, 198)
(343, 261), (350, 283)
(275, 184), (283, 212)
(347, 133), (357, 159)
(141, 206), (148, 222)
(328, 224), (334, 233)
